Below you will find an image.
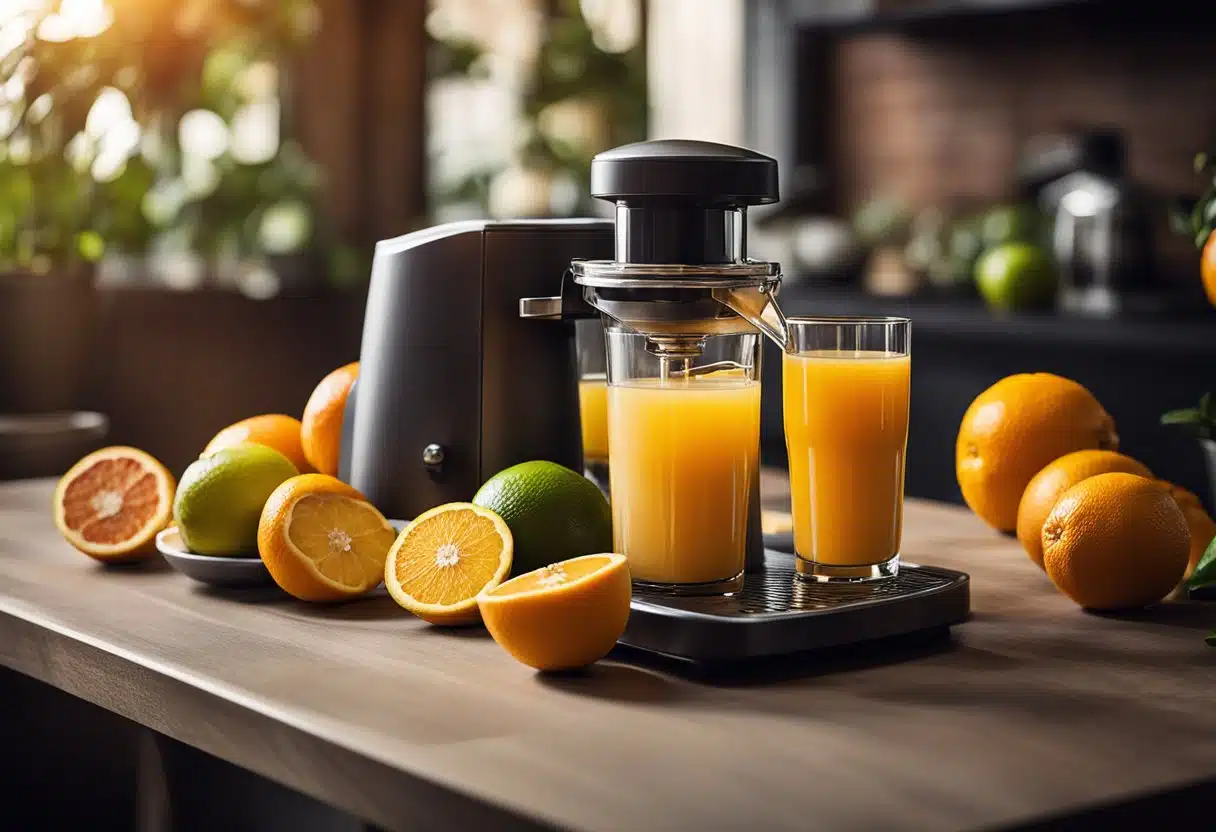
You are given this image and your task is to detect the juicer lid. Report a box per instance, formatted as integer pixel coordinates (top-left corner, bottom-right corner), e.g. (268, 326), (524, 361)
(571, 259), (779, 288)
(591, 139), (779, 206)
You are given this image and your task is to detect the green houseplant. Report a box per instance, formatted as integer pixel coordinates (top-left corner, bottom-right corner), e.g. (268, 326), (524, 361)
(0, 1), (354, 411)
(0, 5), (111, 412)
(1161, 391), (1216, 520)
(1170, 150), (1216, 308)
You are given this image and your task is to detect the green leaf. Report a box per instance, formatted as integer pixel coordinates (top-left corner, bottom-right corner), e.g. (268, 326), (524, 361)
(1197, 153), (1210, 174)
(1208, 631), (1216, 647)
(1169, 204), (1193, 236)
(1188, 535), (1216, 590)
(1161, 408), (1202, 426)
(1202, 393), (1216, 420)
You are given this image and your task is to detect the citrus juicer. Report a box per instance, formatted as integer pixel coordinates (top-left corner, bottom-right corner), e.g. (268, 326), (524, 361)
(517, 140), (969, 661)
(339, 139), (969, 665)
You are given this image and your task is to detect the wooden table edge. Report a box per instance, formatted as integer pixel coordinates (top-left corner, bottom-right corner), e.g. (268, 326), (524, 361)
(0, 599), (562, 832)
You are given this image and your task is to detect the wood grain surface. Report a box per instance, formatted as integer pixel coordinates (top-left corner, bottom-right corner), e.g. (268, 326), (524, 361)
(1, 473), (1214, 832)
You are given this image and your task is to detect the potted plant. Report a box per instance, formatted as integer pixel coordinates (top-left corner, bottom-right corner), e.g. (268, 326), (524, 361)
(1161, 392), (1216, 510)
(0, 1), (365, 415)
(0, 11), (115, 413)
(1170, 150), (1216, 308)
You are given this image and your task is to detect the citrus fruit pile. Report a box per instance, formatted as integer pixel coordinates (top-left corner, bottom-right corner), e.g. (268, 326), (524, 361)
(52, 358), (626, 672)
(957, 372), (1216, 611)
(51, 361), (397, 608)
(380, 459), (625, 670)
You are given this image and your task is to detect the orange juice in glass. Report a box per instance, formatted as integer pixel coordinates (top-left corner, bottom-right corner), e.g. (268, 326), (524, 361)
(578, 376), (609, 464)
(606, 326), (761, 594)
(782, 317), (910, 582)
(575, 319), (610, 494)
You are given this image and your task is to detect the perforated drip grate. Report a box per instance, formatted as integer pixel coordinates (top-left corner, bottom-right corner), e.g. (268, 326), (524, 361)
(633, 559), (954, 618)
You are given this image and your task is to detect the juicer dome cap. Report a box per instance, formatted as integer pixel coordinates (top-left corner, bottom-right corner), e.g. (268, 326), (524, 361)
(591, 139), (779, 206)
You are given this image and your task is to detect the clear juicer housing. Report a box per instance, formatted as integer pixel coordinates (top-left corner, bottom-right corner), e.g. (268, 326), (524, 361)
(572, 253), (787, 595)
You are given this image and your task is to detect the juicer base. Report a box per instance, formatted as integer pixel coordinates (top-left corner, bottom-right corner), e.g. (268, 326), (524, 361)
(619, 548), (969, 664)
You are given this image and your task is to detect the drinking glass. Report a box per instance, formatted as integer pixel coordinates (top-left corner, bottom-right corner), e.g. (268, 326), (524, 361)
(782, 316), (910, 582)
(605, 322), (762, 595)
(575, 318), (610, 496)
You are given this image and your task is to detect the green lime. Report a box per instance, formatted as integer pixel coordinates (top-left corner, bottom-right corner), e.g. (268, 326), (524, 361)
(975, 242), (1057, 312)
(472, 460), (613, 575)
(173, 443), (298, 556)
(980, 204), (1041, 248)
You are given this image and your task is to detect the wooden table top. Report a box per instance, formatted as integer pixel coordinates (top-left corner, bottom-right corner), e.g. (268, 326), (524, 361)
(1, 473), (1214, 831)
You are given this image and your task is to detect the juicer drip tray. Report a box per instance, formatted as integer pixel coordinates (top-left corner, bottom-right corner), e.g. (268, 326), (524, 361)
(619, 549), (970, 663)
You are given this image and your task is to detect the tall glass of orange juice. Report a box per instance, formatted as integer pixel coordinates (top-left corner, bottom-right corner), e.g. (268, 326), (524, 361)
(783, 316), (910, 582)
(606, 324), (761, 595)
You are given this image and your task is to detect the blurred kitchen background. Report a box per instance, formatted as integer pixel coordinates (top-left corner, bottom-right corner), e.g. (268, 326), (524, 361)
(2, 0), (1215, 509)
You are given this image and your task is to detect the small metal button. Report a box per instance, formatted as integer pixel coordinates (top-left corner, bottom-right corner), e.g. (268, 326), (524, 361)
(422, 443), (445, 472)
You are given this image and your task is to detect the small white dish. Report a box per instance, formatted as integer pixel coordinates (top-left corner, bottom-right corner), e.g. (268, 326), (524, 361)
(156, 527), (275, 589)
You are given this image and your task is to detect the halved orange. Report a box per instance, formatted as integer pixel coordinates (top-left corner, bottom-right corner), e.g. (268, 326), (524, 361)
(257, 474), (396, 601)
(53, 446), (176, 562)
(384, 503), (513, 626)
(477, 553), (630, 671)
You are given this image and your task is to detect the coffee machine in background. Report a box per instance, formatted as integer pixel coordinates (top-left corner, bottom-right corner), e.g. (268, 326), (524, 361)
(1020, 127), (1158, 317)
(339, 140), (969, 665)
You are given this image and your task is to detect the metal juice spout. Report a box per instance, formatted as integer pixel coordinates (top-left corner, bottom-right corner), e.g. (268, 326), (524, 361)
(713, 283), (791, 352)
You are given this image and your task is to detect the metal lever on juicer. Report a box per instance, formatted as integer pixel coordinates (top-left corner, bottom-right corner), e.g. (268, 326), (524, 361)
(519, 267), (599, 321)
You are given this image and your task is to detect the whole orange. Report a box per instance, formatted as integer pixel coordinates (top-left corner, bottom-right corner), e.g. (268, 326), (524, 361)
(956, 373), (1118, 532)
(1159, 481), (1216, 579)
(301, 362), (359, 477)
(203, 414), (313, 473)
(1016, 450), (1152, 568)
(1042, 473), (1189, 611)
(1202, 231), (1216, 308)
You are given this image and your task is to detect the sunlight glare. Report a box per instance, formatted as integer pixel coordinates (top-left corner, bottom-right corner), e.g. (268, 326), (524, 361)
(230, 100), (280, 165)
(85, 86), (132, 138)
(59, 0), (113, 38)
(35, 0), (112, 42)
(179, 109), (229, 161)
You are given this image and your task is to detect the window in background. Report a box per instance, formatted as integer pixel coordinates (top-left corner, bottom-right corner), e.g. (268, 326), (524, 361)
(646, 0), (743, 146)
(426, 0), (647, 221)
(0, 0), (363, 298)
